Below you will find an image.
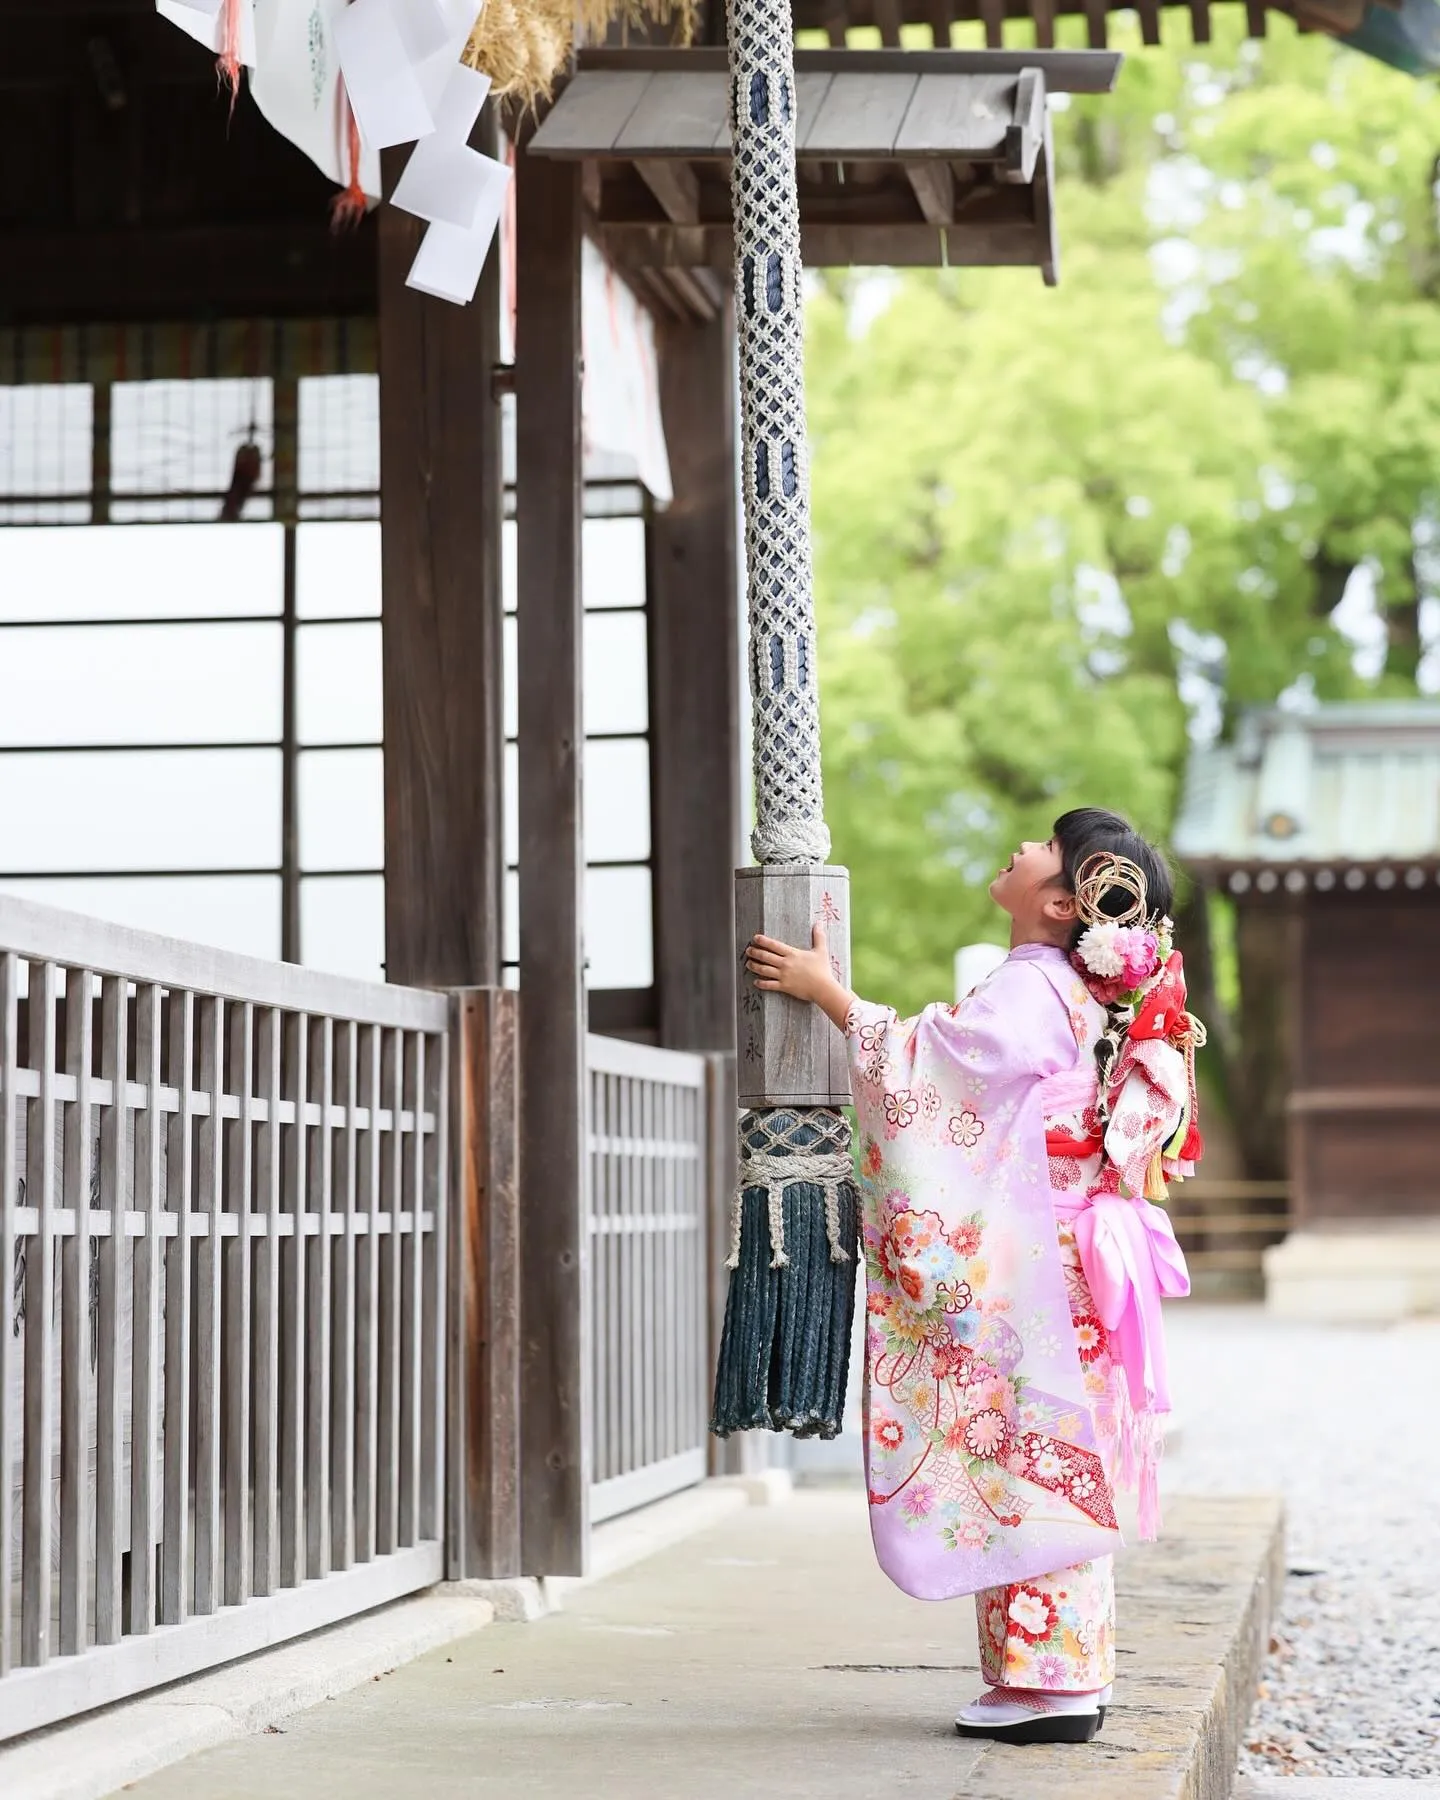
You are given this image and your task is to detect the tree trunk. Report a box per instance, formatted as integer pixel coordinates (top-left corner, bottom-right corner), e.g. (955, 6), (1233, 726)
(1387, 554), (1423, 684)
(1308, 548), (1356, 621)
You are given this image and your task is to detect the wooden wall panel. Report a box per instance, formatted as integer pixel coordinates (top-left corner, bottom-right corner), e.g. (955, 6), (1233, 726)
(1299, 896), (1440, 1088)
(1302, 1114), (1438, 1221)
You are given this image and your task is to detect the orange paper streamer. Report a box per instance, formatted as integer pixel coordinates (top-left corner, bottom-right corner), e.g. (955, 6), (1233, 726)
(330, 94), (367, 230)
(217, 0), (245, 110)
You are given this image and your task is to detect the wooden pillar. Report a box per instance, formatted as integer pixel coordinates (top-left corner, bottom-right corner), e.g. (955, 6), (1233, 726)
(649, 307), (743, 1055)
(377, 134), (506, 991)
(515, 150), (589, 1576)
(274, 372), (300, 964)
(377, 127), (512, 1576)
(450, 989), (521, 1577)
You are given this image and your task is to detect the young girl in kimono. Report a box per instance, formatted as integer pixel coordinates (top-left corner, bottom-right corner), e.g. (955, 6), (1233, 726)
(745, 808), (1203, 1746)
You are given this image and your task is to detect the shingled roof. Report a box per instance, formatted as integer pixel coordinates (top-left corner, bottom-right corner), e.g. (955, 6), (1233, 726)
(1174, 703), (1440, 892)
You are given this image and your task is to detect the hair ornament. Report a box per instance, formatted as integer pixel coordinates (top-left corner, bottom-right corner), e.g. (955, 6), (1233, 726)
(1073, 852), (1151, 930)
(1072, 854), (1174, 999)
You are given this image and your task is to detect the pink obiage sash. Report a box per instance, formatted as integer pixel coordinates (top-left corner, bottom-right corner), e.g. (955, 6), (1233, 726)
(1037, 1067), (1191, 1536)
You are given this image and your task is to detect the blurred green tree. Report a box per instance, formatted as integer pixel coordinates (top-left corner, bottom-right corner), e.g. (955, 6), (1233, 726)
(810, 16), (1440, 1027)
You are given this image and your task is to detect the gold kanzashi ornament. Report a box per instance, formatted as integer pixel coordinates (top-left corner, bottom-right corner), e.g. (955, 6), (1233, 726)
(1074, 852), (1151, 929)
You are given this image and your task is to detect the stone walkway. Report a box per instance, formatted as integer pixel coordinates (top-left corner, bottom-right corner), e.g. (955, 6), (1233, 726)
(124, 1492), (994, 1800)
(72, 1298), (1439, 1798)
(1162, 1305), (1440, 1782)
(120, 1487), (1279, 1800)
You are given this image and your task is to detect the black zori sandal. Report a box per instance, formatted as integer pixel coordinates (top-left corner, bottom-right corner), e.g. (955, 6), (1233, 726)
(954, 1686), (1106, 1744)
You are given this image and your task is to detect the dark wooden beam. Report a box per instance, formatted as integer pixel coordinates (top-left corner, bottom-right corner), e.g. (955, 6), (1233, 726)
(978, 0), (1006, 44)
(874, 0), (905, 43)
(588, 987), (660, 1037)
(780, 0), (1273, 36)
(1033, 111), (1059, 287)
(635, 265), (693, 323)
(905, 160), (955, 225)
(0, 225), (376, 326)
(593, 163), (1042, 232)
(664, 265), (723, 320)
(634, 157), (701, 224)
(649, 307), (741, 1054)
(378, 135), (505, 990)
(573, 46), (1123, 95)
(600, 214), (1045, 271)
(515, 151), (589, 1578)
(1003, 68), (1045, 183)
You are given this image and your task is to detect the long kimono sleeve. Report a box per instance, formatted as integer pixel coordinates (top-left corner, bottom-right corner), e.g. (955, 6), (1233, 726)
(842, 952), (1123, 1603)
(846, 960), (1080, 1162)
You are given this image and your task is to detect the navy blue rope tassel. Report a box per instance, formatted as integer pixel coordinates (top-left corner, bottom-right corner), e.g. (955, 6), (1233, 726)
(710, 1109), (860, 1440)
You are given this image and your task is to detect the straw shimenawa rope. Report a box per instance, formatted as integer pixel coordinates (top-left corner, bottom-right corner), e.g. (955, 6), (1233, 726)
(463, 0), (697, 105)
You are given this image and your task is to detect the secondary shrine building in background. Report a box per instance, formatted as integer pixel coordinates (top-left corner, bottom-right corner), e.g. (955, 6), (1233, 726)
(1176, 700), (1440, 1323)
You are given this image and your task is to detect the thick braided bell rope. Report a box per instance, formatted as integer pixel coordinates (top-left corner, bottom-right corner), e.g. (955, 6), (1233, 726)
(727, 0), (830, 868)
(711, 0), (858, 1448)
(727, 1109), (854, 1270)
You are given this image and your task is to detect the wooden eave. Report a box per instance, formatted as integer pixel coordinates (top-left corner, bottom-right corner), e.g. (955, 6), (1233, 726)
(789, 0), (1367, 51)
(529, 48), (1119, 290)
(1198, 858), (1440, 898)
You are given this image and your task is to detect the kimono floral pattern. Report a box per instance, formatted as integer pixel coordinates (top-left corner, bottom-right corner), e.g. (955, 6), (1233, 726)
(848, 948), (1124, 1604)
(977, 1556), (1115, 1692)
(970, 1191), (1121, 1693)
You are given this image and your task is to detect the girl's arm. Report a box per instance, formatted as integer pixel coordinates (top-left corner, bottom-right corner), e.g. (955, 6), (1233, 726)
(744, 927), (856, 1032)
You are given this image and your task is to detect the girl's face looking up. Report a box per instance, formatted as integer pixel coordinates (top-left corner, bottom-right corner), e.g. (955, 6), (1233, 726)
(989, 838), (1078, 949)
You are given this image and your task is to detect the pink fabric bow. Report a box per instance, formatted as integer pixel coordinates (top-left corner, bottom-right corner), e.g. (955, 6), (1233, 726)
(1052, 1191), (1190, 1417)
(1036, 1064), (1191, 1415)
(1037, 1062), (1191, 1539)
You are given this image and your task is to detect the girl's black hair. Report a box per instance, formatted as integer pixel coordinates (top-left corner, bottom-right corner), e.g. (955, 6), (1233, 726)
(1051, 807), (1175, 950)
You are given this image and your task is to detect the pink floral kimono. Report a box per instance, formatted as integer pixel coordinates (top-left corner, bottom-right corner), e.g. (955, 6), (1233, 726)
(846, 943), (1194, 1694)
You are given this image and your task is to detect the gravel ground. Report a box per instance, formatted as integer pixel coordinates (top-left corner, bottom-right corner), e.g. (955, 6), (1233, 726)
(1159, 1304), (1440, 1781)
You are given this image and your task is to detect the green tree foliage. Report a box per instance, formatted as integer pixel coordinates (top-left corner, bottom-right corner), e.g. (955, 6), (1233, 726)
(809, 17), (1440, 1015)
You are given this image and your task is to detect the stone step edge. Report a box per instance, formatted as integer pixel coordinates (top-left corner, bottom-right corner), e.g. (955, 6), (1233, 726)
(965, 1494), (1287, 1800)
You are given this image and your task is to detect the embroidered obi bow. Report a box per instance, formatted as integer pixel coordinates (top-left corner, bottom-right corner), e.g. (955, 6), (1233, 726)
(1108, 951), (1206, 1182)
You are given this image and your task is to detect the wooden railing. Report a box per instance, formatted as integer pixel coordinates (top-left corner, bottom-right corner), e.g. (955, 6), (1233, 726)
(1168, 1179), (1292, 1277)
(0, 895), (450, 1741)
(586, 1036), (715, 1525)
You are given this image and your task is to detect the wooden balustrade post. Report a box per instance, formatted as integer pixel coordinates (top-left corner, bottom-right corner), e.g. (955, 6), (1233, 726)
(449, 988), (522, 1578)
